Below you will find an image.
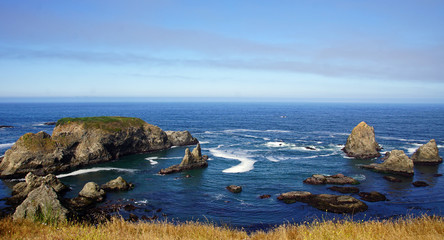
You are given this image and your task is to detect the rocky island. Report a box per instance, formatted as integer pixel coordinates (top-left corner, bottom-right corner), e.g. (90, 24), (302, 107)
(0, 116), (199, 178)
(343, 121), (381, 159)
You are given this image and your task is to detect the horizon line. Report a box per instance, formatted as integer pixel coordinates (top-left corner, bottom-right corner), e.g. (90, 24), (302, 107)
(1, 97), (444, 104)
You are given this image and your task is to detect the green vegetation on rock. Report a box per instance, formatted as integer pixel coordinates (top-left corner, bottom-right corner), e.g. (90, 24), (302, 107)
(21, 132), (56, 152)
(56, 116), (146, 132)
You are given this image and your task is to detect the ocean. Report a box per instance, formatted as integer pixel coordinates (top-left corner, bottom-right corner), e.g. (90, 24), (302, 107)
(0, 102), (443, 230)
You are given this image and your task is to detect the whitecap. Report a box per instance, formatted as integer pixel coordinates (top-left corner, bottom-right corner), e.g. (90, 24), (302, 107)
(438, 145), (444, 148)
(209, 148), (256, 173)
(263, 137), (270, 141)
(145, 156), (159, 160)
(0, 142), (14, 149)
(378, 136), (425, 142)
(266, 156), (281, 162)
(265, 130), (291, 133)
(57, 167), (136, 178)
(351, 174), (366, 181)
(135, 200), (148, 205)
(199, 141), (210, 144)
(265, 141), (295, 148)
(0, 155), (4, 158)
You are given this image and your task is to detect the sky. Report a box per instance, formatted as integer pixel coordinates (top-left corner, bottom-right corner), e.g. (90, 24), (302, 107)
(1, 0), (444, 103)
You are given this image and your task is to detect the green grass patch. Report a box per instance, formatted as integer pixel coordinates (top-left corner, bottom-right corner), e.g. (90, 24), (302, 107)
(56, 116), (146, 132)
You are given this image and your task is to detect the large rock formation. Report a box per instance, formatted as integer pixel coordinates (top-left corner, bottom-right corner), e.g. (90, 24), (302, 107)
(343, 122), (381, 159)
(165, 131), (199, 146)
(0, 116), (199, 178)
(101, 176), (134, 192)
(7, 172), (68, 205)
(277, 191), (367, 213)
(13, 185), (69, 222)
(303, 174), (359, 185)
(363, 150), (414, 176)
(411, 139), (442, 165)
(159, 144), (208, 174)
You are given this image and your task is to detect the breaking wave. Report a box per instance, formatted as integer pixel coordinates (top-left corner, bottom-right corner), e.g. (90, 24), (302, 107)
(57, 167), (136, 178)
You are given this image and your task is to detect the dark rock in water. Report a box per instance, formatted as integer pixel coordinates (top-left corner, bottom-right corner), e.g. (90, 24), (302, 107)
(277, 191), (367, 213)
(259, 194), (271, 199)
(0, 125), (13, 128)
(159, 144), (208, 174)
(343, 121), (381, 159)
(309, 194), (368, 214)
(303, 174), (359, 185)
(328, 186), (360, 194)
(277, 191), (312, 204)
(362, 150), (414, 176)
(128, 213), (139, 222)
(411, 139), (443, 165)
(383, 176), (402, 182)
(44, 122), (56, 126)
(412, 181), (429, 187)
(434, 174), (443, 177)
(305, 146), (317, 151)
(358, 191), (387, 202)
(165, 130), (199, 146)
(13, 185), (69, 222)
(7, 172), (69, 206)
(141, 215), (150, 221)
(0, 117), (196, 179)
(156, 208), (162, 213)
(123, 204), (137, 211)
(101, 176), (134, 192)
(226, 185), (242, 193)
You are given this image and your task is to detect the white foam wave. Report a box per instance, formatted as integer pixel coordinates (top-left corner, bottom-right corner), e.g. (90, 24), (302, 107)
(266, 156), (281, 162)
(379, 136), (425, 142)
(351, 174), (366, 181)
(223, 129), (290, 134)
(265, 130), (291, 133)
(0, 142), (14, 149)
(265, 141), (295, 148)
(135, 200), (148, 205)
(438, 145), (444, 148)
(145, 157), (158, 160)
(199, 141), (210, 144)
(209, 148), (256, 173)
(263, 137), (270, 141)
(57, 167), (136, 178)
(0, 155), (4, 158)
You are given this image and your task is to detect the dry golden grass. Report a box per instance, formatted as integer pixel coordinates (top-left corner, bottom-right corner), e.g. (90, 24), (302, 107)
(0, 215), (443, 240)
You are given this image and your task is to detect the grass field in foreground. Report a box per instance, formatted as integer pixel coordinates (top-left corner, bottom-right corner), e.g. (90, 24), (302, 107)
(0, 215), (443, 240)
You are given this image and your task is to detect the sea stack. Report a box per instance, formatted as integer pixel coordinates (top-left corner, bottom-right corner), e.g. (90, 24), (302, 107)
(343, 121), (381, 159)
(362, 150), (414, 176)
(159, 144), (208, 174)
(0, 116), (199, 179)
(411, 139), (442, 165)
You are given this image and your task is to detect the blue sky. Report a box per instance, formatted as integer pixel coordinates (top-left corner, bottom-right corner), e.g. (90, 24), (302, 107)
(1, 0), (443, 102)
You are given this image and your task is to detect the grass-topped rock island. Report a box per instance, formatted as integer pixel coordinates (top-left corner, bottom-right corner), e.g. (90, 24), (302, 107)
(0, 116), (198, 179)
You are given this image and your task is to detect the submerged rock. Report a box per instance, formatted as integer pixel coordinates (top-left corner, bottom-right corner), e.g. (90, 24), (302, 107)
(165, 131), (199, 146)
(358, 191), (387, 202)
(226, 185), (242, 193)
(259, 194), (271, 199)
(303, 174), (359, 185)
(383, 176), (403, 182)
(327, 186), (360, 194)
(412, 181), (429, 187)
(7, 172), (68, 206)
(101, 176), (134, 192)
(363, 150), (414, 176)
(343, 122), (381, 159)
(44, 122), (56, 126)
(13, 185), (69, 222)
(0, 125), (13, 128)
(159, 144), (208, 174)
(0, 117), (199, 179)
(411, 139), (442, 165)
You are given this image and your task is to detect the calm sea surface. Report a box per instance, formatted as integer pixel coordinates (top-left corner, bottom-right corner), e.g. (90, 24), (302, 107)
(0, 102), (443, 229)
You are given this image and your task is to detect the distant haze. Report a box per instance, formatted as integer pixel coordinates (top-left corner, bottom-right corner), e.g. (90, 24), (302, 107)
(1, 1), (443, 103)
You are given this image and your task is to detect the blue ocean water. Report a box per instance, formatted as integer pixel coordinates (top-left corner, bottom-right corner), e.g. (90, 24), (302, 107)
(0, 102), (443, 229)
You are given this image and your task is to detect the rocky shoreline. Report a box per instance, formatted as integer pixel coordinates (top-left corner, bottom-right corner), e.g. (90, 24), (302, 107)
(0, 118), (442, 223)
